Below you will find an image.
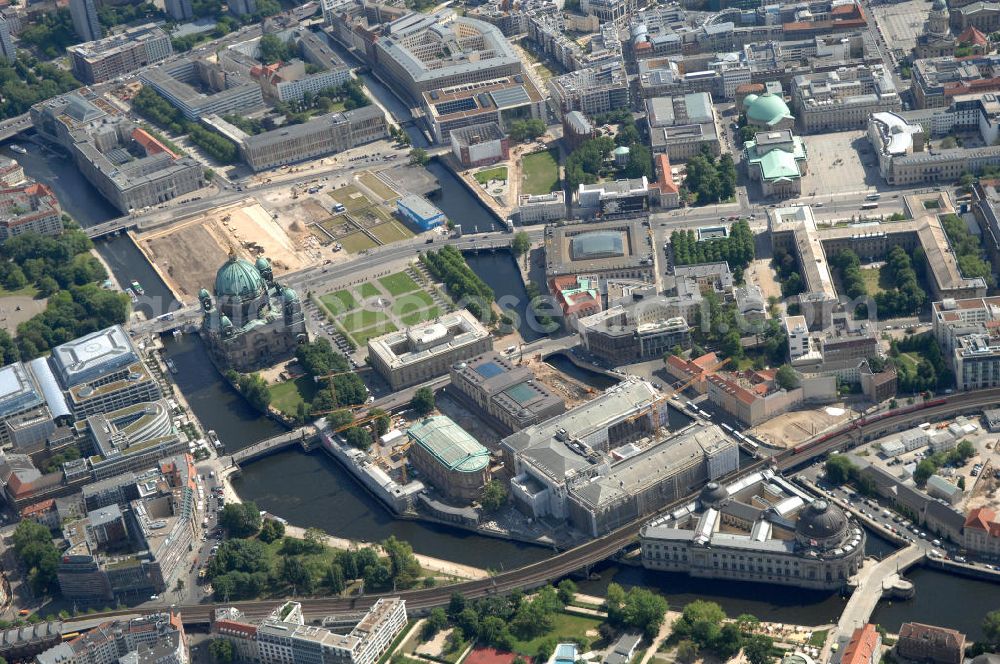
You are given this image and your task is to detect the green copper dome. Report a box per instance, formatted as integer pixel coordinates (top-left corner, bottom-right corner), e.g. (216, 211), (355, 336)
(215, 255), (265, 300)
(282, 287), (298, 302)
(255, 256), (270, 272)
(745, 92), (792, 127)
(199, 288), (210, 299)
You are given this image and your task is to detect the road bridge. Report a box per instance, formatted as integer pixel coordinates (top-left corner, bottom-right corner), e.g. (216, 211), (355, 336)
(0, 114), (31, 142)
(85, 217), (138, 239)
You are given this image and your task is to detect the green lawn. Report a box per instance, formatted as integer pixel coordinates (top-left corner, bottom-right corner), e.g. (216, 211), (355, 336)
(379, 272), (421, 296)
(321, 290), (358, 314)
(474, 166), (509, 184)
(359, 282), (381, 299)
(401, 306), (441, 326)
(0, 284), (40, 298)
(508, 612), (603, 656)
(342, 309), (390, 333)
(268, 376), (319, 415)
(359, 172), (399, 201)
(521, 149), (560, 196)
(351, 323), (398, 346)
(808, 629), (829, 648)
(859, 267), (885, 295)
(339, 232), (378, 254)
(392, 290), (435, 315)
(330, 184), (372, 212)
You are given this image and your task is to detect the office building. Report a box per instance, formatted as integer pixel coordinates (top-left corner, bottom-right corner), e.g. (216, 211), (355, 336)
(568, 423), (738, 537)
(0, 155), (24, 186)
(0, 183), (63, 240)
(544, 220), (657, 283)
(707, 369), (836, 426)
(0, 362), (58, 452)
(563, 111), (595, 151)
(502, 377), (737, 536)
(652, 153), (680, 209)
(577, 178), (651, 216)
(518, 191), (565, 223)
(548, 60), (630, 118)
(868, 96), (1000, 184)
(963, 506), (1000, 556)
(251, 59), (351, 103)
(645, 93), (721, 161)
(577, 299), (690, 364)
(397, 193), (445, 231)
(448, 351), (565, 435)
(164, 0), (193, 21)
(213, 599), (407, 664)
(73, 400), (187, 481)
(369, 310), (491, 390)
(45, 325), (161, 419)
(199, 254), (306, 372)
(580, 0), (635, 25)
(0, 16), (16, 62)
(69, 0), (101, 43)
(744, 129), (808, 198)
(912, 54), (1000, 108)
(420, 75), (545, 145)
(770, 195), (986, 329)
(234, 105), (386, 172)
(791, 65), (900, 132)
(373, 12), (522, 104)
(406, 416), (490, 503)
(450, 123), (508, 168)
(897, 623), (966, 664)
(641, 470), (865, 590)
(859, 360), (897, 403)
(35, 612), (186, 664)
(931, 296), (1000, 390)
(787, 313), (880, 383)
(57, 456), (198, 601)
(550, 274), (603, 330)
(31, 91), (205, 214)
(68, 24), (172, 84)
(140, 57), (264, 120)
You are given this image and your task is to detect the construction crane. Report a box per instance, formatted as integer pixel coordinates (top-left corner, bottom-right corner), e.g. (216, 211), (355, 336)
(313, 370), (356, 407)
(623, 357), (730, 434)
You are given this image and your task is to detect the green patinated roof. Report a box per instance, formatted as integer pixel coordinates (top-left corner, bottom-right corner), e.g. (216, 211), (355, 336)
(407, 415), (489, 473)
(745, 92), (792, 127)
(745, 135), (807, 182)
(215, 256), (265, 300)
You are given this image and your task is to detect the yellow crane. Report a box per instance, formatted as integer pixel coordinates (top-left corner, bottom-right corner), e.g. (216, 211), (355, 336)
(623, 357), (730, 434)
(313, 370), (357, 407)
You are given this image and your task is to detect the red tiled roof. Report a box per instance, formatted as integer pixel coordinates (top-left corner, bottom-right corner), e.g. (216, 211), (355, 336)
(654, 153), (679, 195)
(958, 26), (988, 47)
(842, 624), (880, 664)
(464, 648), (531, 664)
(20, 498), (55, 517)
(964, 507), (1000, 536)
(131, 127), (178, 159)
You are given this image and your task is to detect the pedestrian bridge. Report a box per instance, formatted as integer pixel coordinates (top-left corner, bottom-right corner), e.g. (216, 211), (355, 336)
(230, 427), (317, 465)
(836, 544), (924, 639)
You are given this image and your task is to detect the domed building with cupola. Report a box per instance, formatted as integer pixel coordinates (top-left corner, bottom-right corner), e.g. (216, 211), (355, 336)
(199, 252), (306, 372)
(640, 468), (864, 590)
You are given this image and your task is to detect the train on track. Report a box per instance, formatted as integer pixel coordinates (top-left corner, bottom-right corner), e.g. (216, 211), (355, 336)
(787, 397), (949, 457)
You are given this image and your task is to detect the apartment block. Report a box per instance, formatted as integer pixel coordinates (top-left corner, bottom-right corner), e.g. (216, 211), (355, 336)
(68, 24), (172, 84)
(548, 60), (630, 119)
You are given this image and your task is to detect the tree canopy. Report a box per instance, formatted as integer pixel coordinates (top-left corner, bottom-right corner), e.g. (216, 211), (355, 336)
(219, 502), (263, 538)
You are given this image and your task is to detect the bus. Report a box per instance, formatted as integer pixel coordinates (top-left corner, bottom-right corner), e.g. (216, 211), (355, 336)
(865, 193), (881, 201)
(861, 202), (879, 210)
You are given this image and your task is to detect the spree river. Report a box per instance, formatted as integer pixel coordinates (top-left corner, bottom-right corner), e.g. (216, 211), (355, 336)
(9, 137), (1000, 634)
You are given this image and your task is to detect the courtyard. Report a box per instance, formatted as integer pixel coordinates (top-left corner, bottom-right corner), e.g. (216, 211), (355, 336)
(798, 130), (881, 201)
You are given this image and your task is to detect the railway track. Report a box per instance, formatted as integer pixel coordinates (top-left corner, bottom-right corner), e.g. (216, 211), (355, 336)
(65, 388), (1000, 627)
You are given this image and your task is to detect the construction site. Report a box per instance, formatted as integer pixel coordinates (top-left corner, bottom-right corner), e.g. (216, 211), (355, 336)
(134, 199), (312, 302)
(751, 403), (860, 449)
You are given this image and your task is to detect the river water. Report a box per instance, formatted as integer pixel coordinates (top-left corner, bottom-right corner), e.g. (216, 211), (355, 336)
(9, 136), (999, 634)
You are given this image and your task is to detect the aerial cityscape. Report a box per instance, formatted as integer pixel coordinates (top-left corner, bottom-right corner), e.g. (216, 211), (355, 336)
(0, 0), (997, 662)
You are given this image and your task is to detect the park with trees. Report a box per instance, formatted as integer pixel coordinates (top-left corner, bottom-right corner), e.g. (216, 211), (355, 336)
(420, 246), (495, 323)
(132, 87), (240, 164)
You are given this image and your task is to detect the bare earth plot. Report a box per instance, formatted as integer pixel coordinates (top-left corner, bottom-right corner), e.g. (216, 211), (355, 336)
(751, 403), (859, 449)
(137, 201), (308, 300)
(0, 295), (47, 333)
